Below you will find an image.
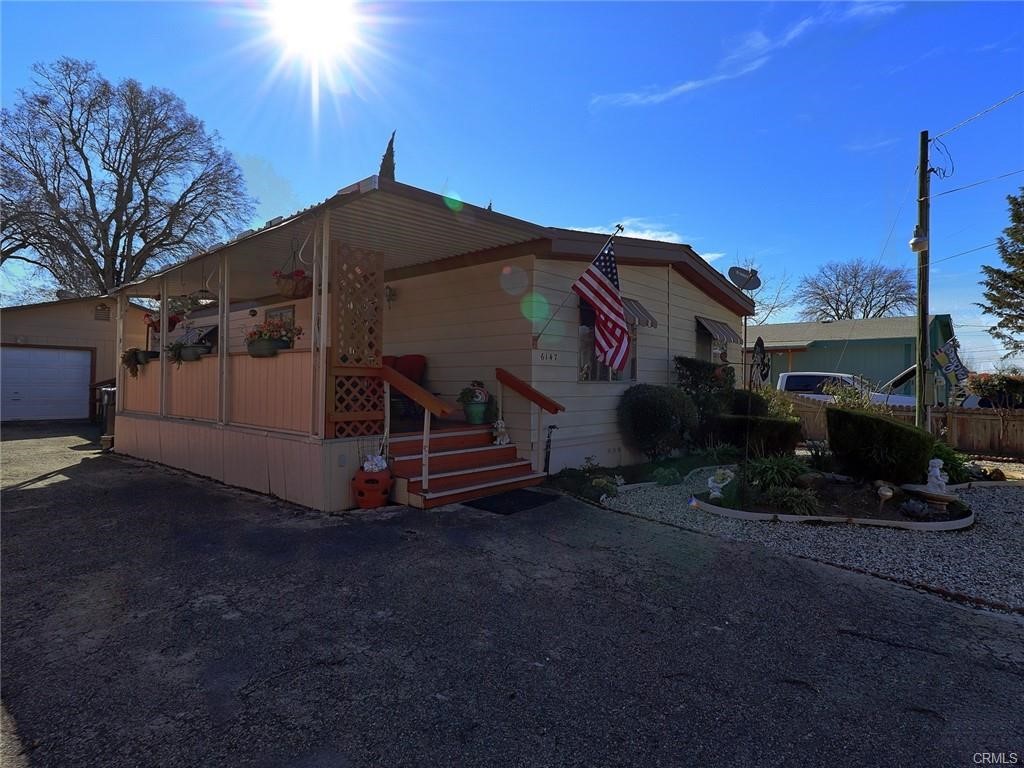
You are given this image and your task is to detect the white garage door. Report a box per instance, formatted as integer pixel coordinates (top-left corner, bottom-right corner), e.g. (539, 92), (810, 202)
(1, 346), (92, 421)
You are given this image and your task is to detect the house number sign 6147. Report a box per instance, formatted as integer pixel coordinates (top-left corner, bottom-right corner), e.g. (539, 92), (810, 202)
(539, 352), (559, 362)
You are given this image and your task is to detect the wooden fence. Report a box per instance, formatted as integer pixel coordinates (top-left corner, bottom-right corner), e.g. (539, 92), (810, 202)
(784, 393), (1024, 458)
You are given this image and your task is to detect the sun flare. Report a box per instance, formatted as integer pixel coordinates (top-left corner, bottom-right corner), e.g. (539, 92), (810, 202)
(266, 0), (362, 69)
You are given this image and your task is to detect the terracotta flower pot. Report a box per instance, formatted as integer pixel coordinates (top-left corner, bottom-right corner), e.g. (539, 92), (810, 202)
(352, 468), (393, 509)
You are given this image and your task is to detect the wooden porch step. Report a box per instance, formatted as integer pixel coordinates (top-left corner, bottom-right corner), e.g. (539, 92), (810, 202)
(407, 473), (547, 509)
(390, 444), (519, 476)
(389, 427), (494, 456)
(406, 459), (535, 494)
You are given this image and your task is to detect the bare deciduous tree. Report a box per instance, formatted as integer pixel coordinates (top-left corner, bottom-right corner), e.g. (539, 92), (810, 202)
(1, 58), (253, 297)
(736, 258), (792, 325)
(794, 258), (916, 321)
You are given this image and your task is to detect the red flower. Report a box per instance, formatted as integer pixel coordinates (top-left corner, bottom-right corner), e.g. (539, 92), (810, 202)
(292, 269), (306, 278)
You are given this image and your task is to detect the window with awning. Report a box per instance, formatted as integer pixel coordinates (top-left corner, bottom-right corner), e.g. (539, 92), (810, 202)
(622, 298), (658, 328)
(695, 316), (742, 345)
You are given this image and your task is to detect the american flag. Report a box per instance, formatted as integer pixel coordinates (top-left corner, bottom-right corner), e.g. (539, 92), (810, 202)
(571, 239), (631, 372)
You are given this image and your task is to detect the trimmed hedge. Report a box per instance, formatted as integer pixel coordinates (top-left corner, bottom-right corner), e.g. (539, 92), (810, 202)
(674, 356), (734, 421)
(618, 384), (699, 461)
(730, 390), (769, 417)
(713, 415), (802, 456)
(826, 407), (935, 484)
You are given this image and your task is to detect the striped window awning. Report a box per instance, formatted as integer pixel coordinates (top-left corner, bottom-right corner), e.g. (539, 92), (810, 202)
(622, 298), (658, 328)
(695, 315), (742, 344)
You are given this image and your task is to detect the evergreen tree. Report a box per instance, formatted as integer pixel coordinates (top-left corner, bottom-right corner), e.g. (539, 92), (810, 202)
(378, 131), (396, 181)
(977, 187), (1024, 358)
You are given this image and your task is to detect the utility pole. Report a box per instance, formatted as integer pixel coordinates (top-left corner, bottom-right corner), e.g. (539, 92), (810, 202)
(914, 130), (931, 431)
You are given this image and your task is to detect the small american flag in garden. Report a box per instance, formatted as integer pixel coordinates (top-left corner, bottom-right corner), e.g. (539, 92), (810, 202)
(571, 239), (630, 372)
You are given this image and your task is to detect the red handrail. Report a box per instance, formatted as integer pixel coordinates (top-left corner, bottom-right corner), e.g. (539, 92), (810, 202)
(495, 368), (565, 414)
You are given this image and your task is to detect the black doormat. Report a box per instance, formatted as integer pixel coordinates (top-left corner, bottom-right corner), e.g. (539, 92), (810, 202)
(462, 488), (558, 515)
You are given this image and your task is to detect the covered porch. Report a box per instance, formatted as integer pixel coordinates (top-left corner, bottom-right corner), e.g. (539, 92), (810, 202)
(112, 176), (558, 510)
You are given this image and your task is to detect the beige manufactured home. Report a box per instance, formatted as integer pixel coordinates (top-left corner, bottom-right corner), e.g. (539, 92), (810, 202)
(111, 177), (751, 511)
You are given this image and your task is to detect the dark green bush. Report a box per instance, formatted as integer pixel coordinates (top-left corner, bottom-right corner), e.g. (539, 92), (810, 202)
(714, 415), (802, 456)
(730, 390), (769, 417)
(761, 486), (821, 516)
(744, 455), (807, 490)
(618, 384), (699, 461)
(652, 467), (683, 486)
(932, 441), (970, 485)
(674, 356), (734, 423)
(826, 407), (935, 484)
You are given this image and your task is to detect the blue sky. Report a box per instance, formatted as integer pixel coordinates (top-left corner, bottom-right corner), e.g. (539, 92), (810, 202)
(2, 1), (1023, 369)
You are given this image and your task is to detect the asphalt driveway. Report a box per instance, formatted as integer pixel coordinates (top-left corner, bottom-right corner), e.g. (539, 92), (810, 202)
(2, 423), (1022, 767)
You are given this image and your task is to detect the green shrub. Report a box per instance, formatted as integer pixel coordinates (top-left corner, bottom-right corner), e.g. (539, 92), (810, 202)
(805, 440), (834, 472)
(714, 415), (802, 456)
(761, 486), (822, 516)
(826, 407), (935, 484)
(730, 390), (769, 416)
(674, 356), (734, 423)
(652, 467), (683, 486)
(617, 384), (698, 461)
(693, 440), (741, 465)
(761, 387), (796, 419)
(744, 455), (807, 490)
(932, 441), (970, 485)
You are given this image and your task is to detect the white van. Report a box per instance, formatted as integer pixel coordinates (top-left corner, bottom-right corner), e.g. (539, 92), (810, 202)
(777, 372), (917, 407)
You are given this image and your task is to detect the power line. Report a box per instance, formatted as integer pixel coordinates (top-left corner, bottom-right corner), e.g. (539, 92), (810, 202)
(926, 169), (1024, 200)
(931, 242), (998, 266)
(932, 88), (1024, 140)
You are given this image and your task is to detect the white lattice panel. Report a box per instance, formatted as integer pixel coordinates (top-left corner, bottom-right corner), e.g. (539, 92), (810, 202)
(332, 243), (383, 367)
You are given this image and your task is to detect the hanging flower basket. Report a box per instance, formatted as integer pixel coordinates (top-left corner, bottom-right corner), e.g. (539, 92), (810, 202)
(245, 318), (303, 358)
(273, 269), (313, 299)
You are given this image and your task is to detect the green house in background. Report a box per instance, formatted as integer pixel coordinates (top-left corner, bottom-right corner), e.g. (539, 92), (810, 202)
(743, 315), (957, 402)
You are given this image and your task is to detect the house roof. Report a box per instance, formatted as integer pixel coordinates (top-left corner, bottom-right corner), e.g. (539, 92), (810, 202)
(0, 295), (148, 313)
(744, 315), (952, 349)
(115, 176), (546, 299)
(111, 175), (753, 316)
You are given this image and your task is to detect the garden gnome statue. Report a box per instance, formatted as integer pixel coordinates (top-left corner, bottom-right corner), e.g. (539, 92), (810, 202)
(707, 468), (734, 500)
(492, 419), (511, 446)
(926, 458), (948, 494)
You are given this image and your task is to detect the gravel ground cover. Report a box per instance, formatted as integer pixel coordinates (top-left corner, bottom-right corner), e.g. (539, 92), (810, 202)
(607, 466), (1024, 611)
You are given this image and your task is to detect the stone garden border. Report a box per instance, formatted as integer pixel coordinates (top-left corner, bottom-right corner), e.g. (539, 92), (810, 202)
(690, 497), (975, 531)
(677, 465), (981, 532)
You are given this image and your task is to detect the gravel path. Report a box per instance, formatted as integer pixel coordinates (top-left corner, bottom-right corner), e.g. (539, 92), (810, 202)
(608, 470), (1024, 611)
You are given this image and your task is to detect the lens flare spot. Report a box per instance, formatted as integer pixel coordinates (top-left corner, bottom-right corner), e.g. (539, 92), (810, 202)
(499, 265), (528, 296)
(520, 291), (550, 324)
(443, 193), (464, 212)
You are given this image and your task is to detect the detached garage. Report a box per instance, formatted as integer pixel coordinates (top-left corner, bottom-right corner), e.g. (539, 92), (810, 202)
(1, 297), (147, 422)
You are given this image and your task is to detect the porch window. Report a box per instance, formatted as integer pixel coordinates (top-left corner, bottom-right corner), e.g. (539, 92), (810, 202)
(578, 300), (637, 382)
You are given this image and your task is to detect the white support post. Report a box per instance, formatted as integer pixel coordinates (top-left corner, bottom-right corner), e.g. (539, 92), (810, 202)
(115, 293), (127, 414)
(218, 254), (230, 424)
(533, 404), (543, 472)
(310, 225), (321, 436)
(383, 381), (391, 448)
(159, 276), (168, 417)
(315, 213), (331, 438)
(421, 407), (431, 492)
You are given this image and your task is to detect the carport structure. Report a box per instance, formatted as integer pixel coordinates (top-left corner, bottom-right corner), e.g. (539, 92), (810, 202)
(112, 176), (545, 511)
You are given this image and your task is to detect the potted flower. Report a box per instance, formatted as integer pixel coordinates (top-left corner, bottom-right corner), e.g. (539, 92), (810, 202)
(457, 380), (492, 425)
(273, 269), (313, 299)
(121, 348), (147, 378)
(245, 318), (304, 358)
(164, 340), (211, 367)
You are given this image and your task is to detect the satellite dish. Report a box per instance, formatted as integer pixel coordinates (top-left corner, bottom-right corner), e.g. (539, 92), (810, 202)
(728, 266), (761, 291)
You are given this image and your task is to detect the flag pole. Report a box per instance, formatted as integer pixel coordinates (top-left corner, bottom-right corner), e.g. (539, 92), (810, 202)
(532, 224), (624, 348)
